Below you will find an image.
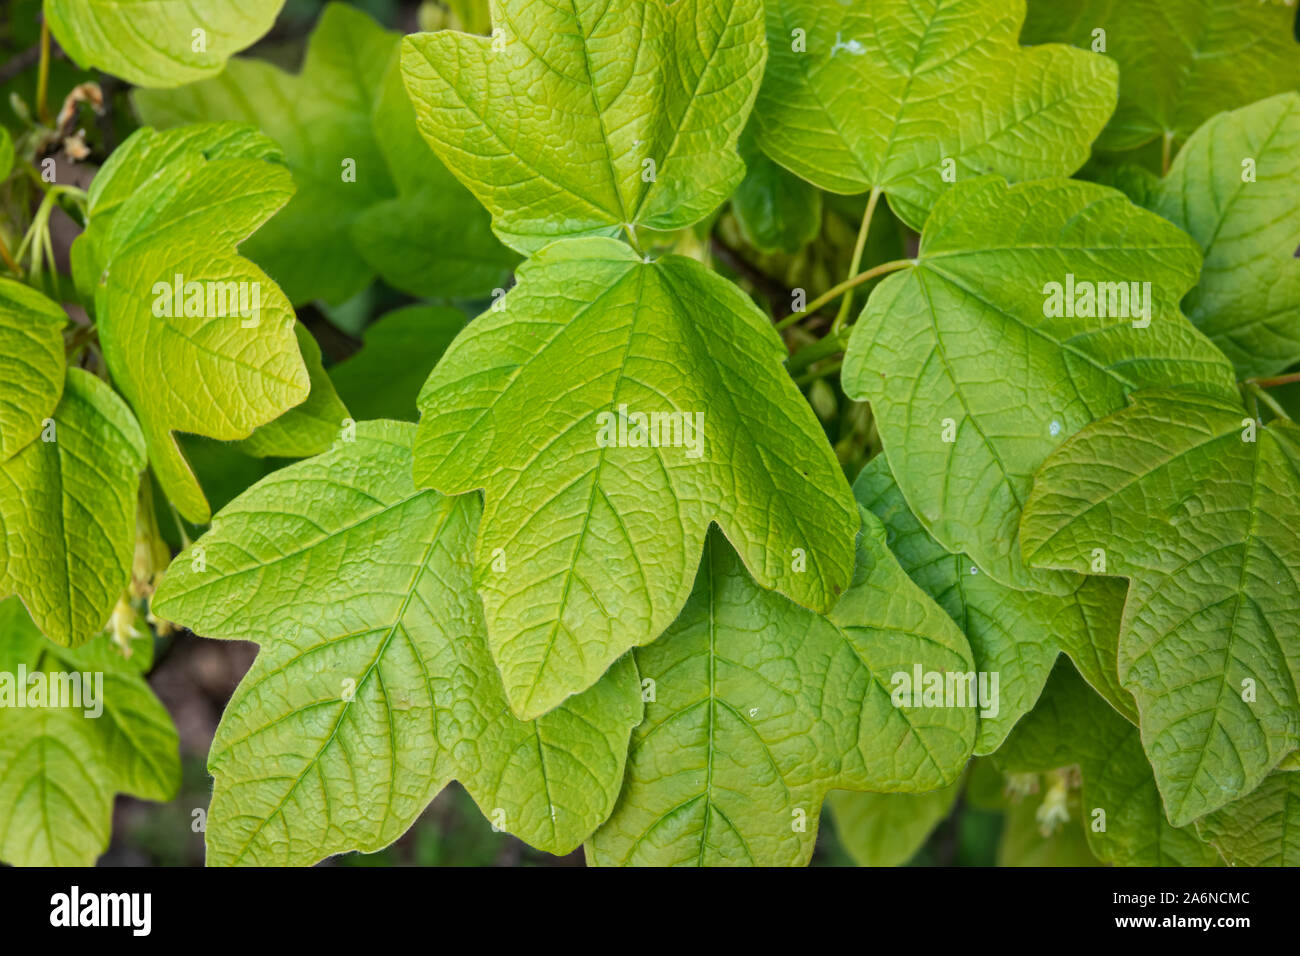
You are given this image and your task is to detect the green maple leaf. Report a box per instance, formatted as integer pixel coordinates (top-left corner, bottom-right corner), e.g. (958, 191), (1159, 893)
(414, 237), (858, 719)
(400, 0), (766, 254)
(0, 370), (145, 647)
(135, 4), (516, 305)
(44, 0), (285, 89)
(0, 279), (66, 461)
(153, 422), (643, 865)
(350, 50), (519, 299)
(1021, 0), (1300, 153)
(842, 177), (1239, 592)
(1021, 388), (1300, 826)
(75, 123), (309, 525)
(827, 776), (962, 867)
(996, 659), (1220, 866)
(1197, 772), (1300, 867)
(586, 517), (975, 866)
(0, 597), (180, 866)
(856, 454), (1133, 753)
(752, 0), (1117, 228)
(1149, 92), (1300, 378)
(327, 305), (463, 422)
(232, 323), (350, 459)
(134, 4), (396, 304)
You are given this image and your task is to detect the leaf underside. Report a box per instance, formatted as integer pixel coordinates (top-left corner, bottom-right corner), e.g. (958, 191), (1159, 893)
(414, 237), (858, 719)
(587, 516), (976, 866)
(1021, 388), (1300, 827)
(154, 422), (643, 865)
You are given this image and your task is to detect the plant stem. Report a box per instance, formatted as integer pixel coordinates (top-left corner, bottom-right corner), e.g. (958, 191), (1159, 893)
(831, 187), (881, 334)
(773, 308), (807, 332)
(622, 222), (644, 257)
(165, 492), (193, 550)
(1161, 131), (1174, 176)
(787, 329), (849, 377)
(1247, 383), (1291, 422)
(13, 183), (86, 278)
(791, 257), (913, 325)
(794, 360), (842, 387)
(1246, 371), (1300, 389)
(0, 232), (21, 277)
(37, 18), (52, 126)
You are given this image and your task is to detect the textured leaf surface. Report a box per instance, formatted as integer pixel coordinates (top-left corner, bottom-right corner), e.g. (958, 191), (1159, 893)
(134, 4), (396, 304)
(1197, 772), (1300, 867)
(828, 777), (960, 867)
(997, 660), (1220, 866)
(1022, 0), (1300, 152)
(1151, 92), (1300, 378)
(233, 323), (349, 459)
(153, 422), (642, 865)
(843, 177), (1239, 592)
(79, 124), (309, 524)
(415, 237), (857, 718)
(856, 454), (1132, 753)
(586, 518), (976, 866)
(401, 0), (766, 254)
(0, 279), (66, 461)
(0, 370), (145, 647)
(351, 52), (518, 299)
(136, 5), (515, 304)
(45, 0), (285, 88)
(0, 598), (179, 866)
(753, 0), (1117, 227)
(1021, 389), (1300, 826)
(328, 306), (463, 422)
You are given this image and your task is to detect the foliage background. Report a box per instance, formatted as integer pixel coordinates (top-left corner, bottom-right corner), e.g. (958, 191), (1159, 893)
(3, 0), (1295, 867)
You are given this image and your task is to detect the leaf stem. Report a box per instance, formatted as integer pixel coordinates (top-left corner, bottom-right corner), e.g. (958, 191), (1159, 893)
(787, 329), (849, 377)
(1246, 383), (1291, 422)
(1161, 131), (1174, 176)
(831, 187), (882, 334)
(622, 222), (644, 257)
(794, 360), (842, 387)
(164, 490), (193, 550)
(0, 232), (21, 277)
(1245, 371), (1300, 390)
(37, 18), (52, 126)
(791, 257), (914, 327)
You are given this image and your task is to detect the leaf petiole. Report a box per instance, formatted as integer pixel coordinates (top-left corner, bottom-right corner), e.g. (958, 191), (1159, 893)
(787, 257), (914, 328)
(0, 231), (21, 277)
(1245, 382), (1292, 422)
(37, 18), (52, 126)
(1245, 371), (1300, 390)
(787, 328), (849, 377)
(794, 360), (842, 388)
(832, 187), (882, 334)
(621, 222), (645, 257)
